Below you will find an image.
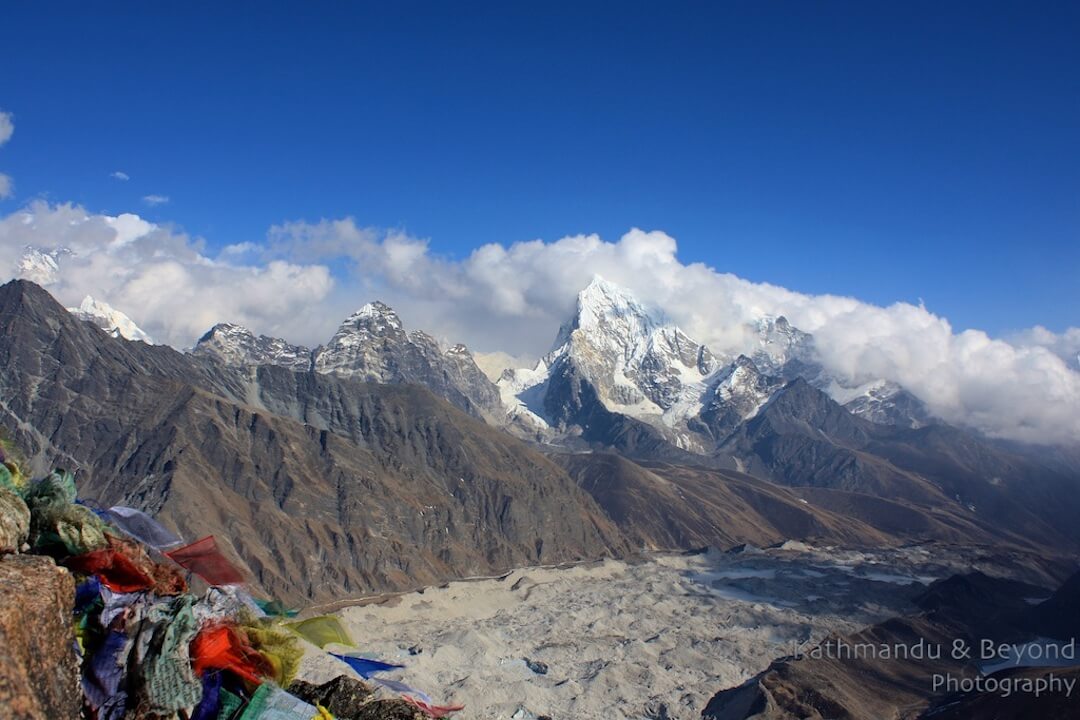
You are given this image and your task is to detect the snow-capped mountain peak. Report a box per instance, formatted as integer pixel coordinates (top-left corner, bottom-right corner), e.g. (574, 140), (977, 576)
(571, 274), (664, 338)
(18, 246), (72, 286)
(67, 295), (153, 343)
(499, 277), (722, 440)
(192, 322), (310, 370)
(749, 314), (815, 374)
(347, 301), (404, 333)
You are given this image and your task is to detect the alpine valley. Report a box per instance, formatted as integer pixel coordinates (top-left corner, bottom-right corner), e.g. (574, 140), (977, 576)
(2, 275), (1079, 719)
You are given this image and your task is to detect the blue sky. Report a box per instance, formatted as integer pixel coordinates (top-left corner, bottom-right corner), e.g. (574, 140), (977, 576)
(0, 1), (1077, 334)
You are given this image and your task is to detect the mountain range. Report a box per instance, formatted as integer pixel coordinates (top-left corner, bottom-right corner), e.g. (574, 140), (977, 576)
(2, 276), (1079, 605)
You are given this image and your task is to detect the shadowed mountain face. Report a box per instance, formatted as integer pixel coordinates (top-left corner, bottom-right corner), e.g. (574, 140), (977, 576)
(720, 377), (1080, 550)
(702, 570), (1080, 720)
(0, 279), (629, 602)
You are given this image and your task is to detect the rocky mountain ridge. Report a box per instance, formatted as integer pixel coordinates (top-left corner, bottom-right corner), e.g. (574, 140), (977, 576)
(192, 300), (505, 424)
(499, 276), (932, 450)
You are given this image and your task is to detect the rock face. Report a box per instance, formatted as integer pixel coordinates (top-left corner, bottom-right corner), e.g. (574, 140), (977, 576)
(193, 322), (312, 371)
(0, 489), (29, 552)
(0, 555), (80, 720)
(313, 302), (504, 423)
(0, 279), (630, 603)
(191, 302), (505, 424)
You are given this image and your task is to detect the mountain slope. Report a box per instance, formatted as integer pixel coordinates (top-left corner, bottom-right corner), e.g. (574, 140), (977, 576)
(721, 378), (1080, 549)
(0, 279), (629, 602)
(551, 452), (996, 551)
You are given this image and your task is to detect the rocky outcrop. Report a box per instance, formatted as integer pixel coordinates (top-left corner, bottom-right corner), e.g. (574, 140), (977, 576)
(289, 676), (424, 719)
(0, 489), (29, 553)
(0, 555), (80, 719)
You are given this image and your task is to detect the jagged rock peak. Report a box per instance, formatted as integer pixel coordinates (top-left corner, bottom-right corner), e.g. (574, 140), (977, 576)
(340, 301), (404, 334)
(313, 300), (505, 422)
(17, 246), (71, 286)
(192, 322), (311, 371)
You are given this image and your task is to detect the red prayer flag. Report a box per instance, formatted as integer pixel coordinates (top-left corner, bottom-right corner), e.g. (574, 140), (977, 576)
(165, 536), (245, 586)
(64, 548), (155, 593)
(190, 622), (272, 685)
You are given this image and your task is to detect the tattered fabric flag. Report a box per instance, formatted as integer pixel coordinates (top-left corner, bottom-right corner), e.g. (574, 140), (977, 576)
(106, 534), (188, 596)
(373, 677), (432, 705)
(242, 621), (303, 687)
(330, 653), (404, 678)
(191, 622), (273, 686)
(82, 629), (129, 711)
(65, 548), (154, 593)
(238, 683), (318, 720)
(255, 598), (300, 618)
(142, 595), (204, 713)
(195, 586), (268, 624)
(285, 616), (353, 648)
(74, 576), (103, 613)
(402, 696), (465, 718)
(190, 670), (223, 720)
(217, 687), (246, 720)
(166, 536), (245, 586)
(104, 505), (183, 549)
(99, 586), (146, 628)
(26, 470), (108, 555)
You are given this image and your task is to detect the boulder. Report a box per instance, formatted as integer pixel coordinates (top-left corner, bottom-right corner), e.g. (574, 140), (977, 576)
(0, 488), (29, 553)
(0, 554), (80, 719)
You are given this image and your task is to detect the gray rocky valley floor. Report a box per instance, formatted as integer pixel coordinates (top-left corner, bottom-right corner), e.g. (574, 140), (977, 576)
(297, 543), (1037, 719)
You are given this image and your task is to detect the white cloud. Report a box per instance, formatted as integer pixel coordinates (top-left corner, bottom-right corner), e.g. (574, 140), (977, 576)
(0, 201), (334, 348)
(142, 194), (169, 206)
(0, 174), (11, 200)
(268, 220), (1080, 446)
(1010, 326), (1080, 371)
(110, 171), (130, 181)
(0, 111), (12, 147)
(2, 204), (1078, 445)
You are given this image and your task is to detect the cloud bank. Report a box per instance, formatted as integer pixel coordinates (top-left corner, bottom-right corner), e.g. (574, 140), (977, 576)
(1, 202), (1078, 445)
(0, 202), (334, 348)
